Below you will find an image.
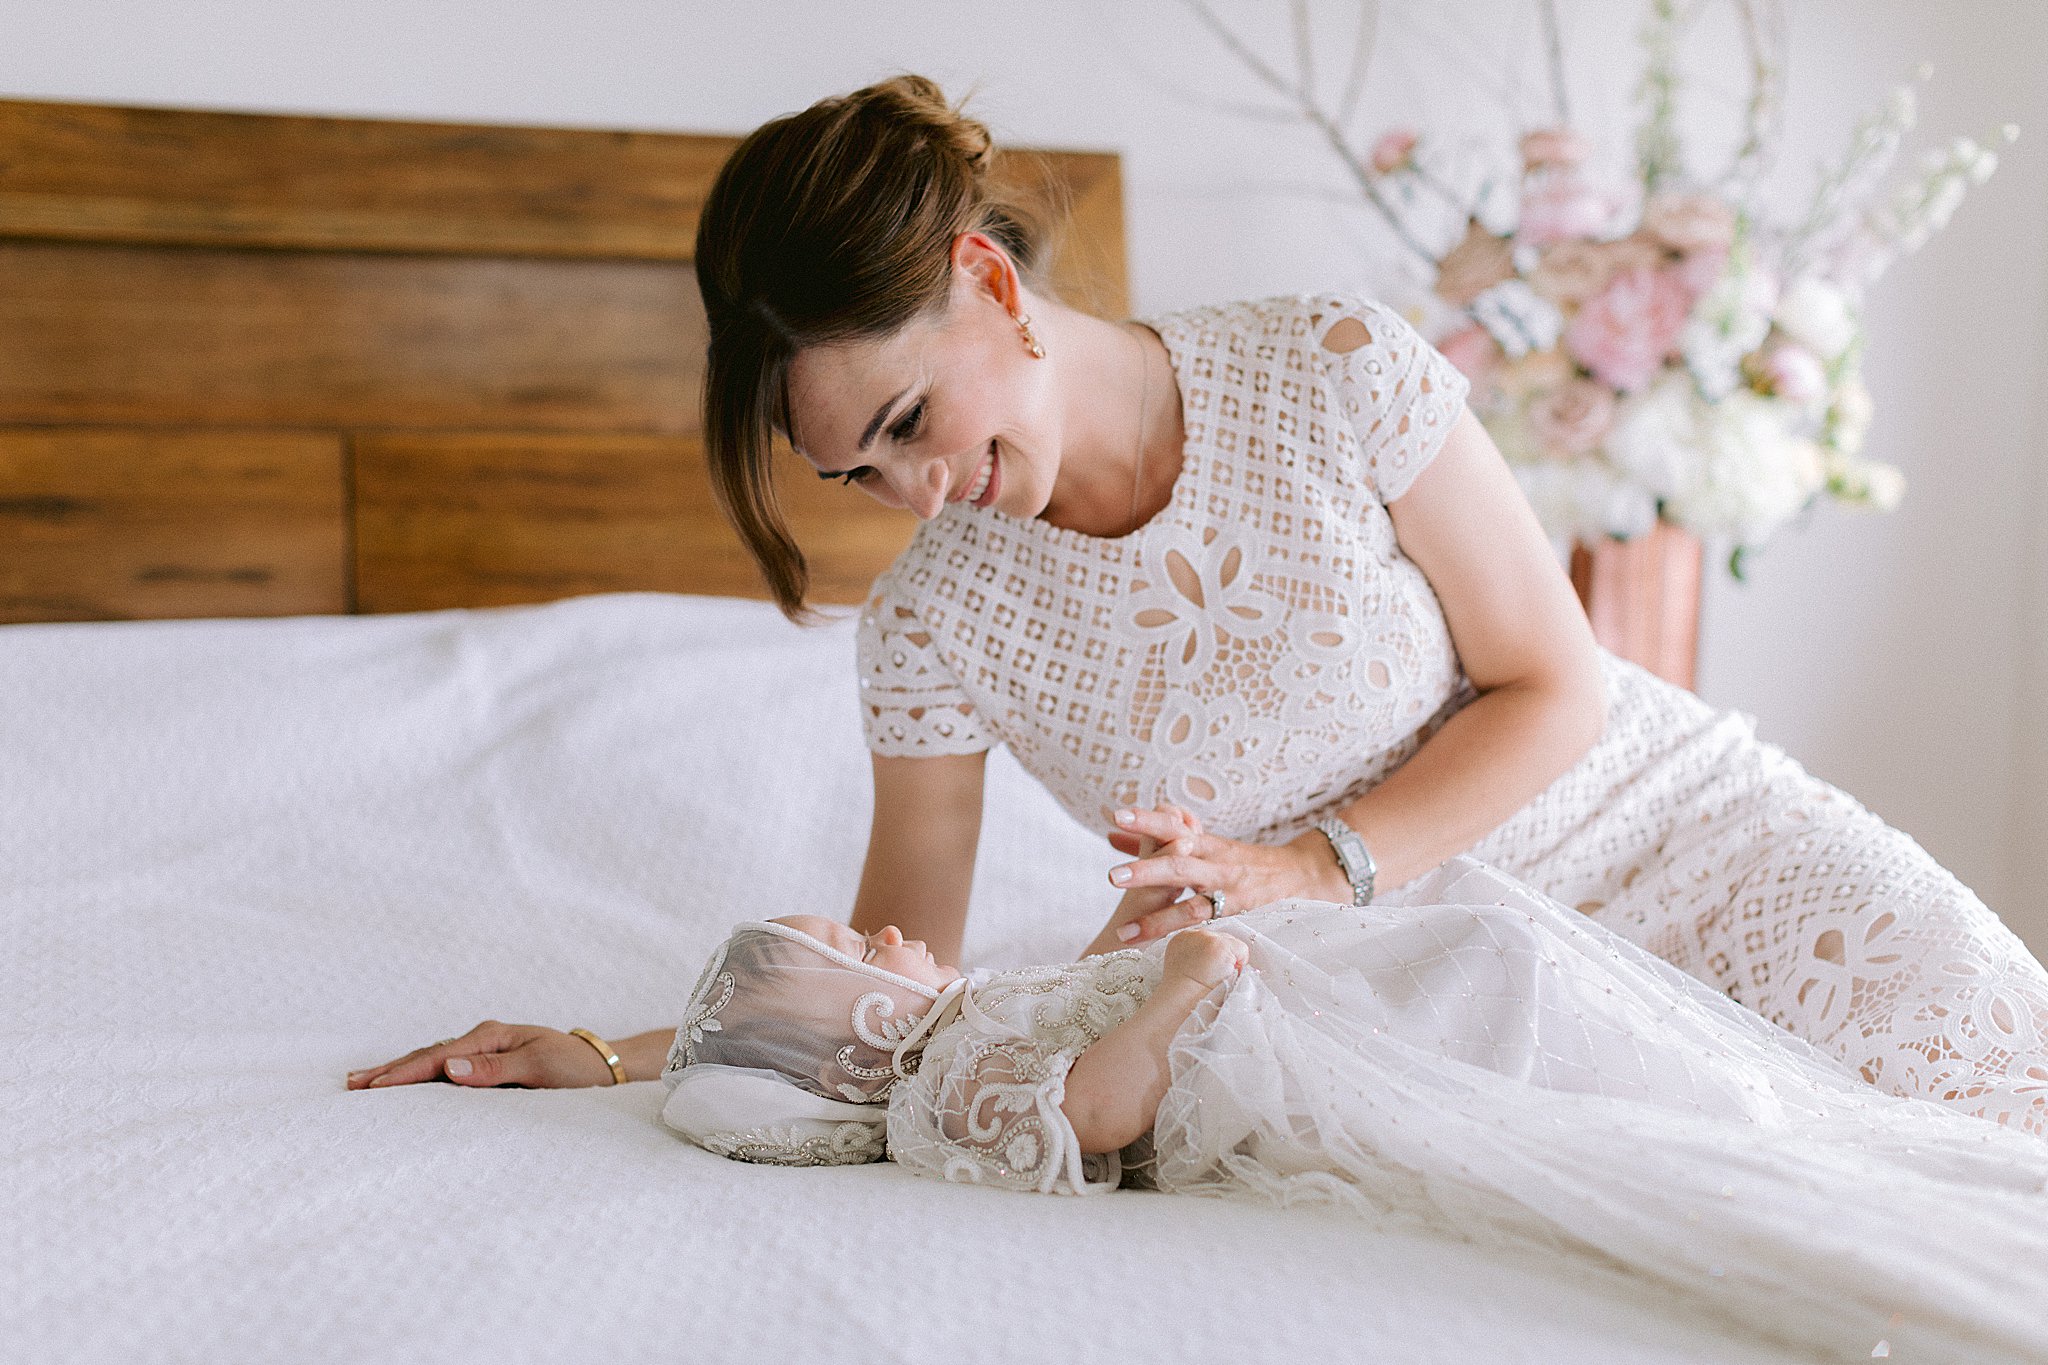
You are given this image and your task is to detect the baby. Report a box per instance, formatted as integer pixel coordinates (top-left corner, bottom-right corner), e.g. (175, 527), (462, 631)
(661, 907), (1243, 1178)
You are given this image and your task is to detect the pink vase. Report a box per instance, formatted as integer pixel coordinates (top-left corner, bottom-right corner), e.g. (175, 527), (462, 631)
(1568, 520), (1702, 692)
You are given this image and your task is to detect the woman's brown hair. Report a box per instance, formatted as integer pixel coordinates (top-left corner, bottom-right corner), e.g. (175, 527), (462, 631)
(696, 73), (1061, 621)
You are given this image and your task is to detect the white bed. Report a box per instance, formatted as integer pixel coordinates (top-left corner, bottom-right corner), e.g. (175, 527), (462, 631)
(1, 591), (1819, 1364)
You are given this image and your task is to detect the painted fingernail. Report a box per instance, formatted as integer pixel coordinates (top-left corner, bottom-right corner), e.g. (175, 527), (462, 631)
(446, 1058), (472, 1077)
(1109, 866), (1132, 885)
(1117, 924), (1140, 942)
(1115, 809), (1135, 825)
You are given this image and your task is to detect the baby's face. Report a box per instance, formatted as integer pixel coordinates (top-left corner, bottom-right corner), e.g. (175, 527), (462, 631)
(771, 915), (963, 990)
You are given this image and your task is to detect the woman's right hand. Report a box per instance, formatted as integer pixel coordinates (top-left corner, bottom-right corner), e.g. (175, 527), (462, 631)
(346, 1021), (620, 1091)
(1163, 928), (1250, 990)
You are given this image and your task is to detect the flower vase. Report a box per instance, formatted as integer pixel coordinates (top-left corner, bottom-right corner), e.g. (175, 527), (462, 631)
(1567, 519), (1702, 691)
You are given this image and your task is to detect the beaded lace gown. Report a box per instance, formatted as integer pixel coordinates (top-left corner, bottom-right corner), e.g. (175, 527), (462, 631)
(883, 856), (2048, 1363)
(856, 289), (2048, 1137)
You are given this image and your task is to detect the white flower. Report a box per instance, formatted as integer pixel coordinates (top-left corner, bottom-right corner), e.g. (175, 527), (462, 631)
(1577, 460), (1660, 540)
(1661, 392), (1827, 544)
(1925, 176), (1967, 230)
(1679, 264), (1778, 401)
(1680, 320), (1748, 402)
(1885, 84), (1917, 128)
(1773, 276), (1858, 360)
(1831, 458), (1906, 512)
(1606, 370), (1702, 499)
(1969, 149), (1999, 184)
(1469, 278), (1565, 358)
(1828, 373), (1875, 455)
(1511, 459), (1654, 544)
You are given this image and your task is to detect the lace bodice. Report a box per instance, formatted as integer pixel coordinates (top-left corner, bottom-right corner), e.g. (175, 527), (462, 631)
(885, 948), (1163, 1193)
(856, 290), (1473, 845)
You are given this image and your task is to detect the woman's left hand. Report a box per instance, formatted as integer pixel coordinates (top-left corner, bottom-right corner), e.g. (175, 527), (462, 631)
(1105, 803), (1353, 945)
(346, 1020), (618, 1090)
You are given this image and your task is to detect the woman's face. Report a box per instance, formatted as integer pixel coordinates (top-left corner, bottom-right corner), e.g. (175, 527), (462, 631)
(770, 914), (963, 989)
(782, 234), (1062, 523)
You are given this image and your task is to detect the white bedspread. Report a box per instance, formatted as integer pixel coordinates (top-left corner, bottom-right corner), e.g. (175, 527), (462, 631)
(1, 592), (1813, 1364)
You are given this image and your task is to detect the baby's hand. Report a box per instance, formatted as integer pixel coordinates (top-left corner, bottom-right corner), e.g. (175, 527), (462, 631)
(1164, 928), (1249, 990)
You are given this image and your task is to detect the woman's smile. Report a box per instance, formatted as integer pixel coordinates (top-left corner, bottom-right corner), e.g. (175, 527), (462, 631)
(961, 440), (1001, 508)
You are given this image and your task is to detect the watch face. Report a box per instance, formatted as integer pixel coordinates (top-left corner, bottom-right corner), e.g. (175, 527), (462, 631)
(1318, 820), (1374, 902)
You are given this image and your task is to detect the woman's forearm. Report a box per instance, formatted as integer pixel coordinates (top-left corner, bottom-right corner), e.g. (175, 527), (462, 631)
(1323, 673), (1605, 892)
(851, 750), (988, 967)
(1060, 975), (1211, 1152)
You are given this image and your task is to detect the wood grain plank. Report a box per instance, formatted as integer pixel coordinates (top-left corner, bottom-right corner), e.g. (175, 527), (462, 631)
(0, 428), (345, 622)
(0, 242), (701, 431)
(0, 97), (1124, 278)
(0, 98), (726, 260)
(353, 432), (915, 614)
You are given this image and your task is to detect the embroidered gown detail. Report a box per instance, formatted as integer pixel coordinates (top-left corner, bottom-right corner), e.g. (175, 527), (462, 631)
(883, 857), (2048, 1365)
(854, 289), (2048, 1136)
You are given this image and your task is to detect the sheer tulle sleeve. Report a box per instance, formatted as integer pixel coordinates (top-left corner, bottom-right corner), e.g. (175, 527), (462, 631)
(1310, 291), (1470, 504)
(854, 570), (996, 757)
(886, 1029), (1121, 1195)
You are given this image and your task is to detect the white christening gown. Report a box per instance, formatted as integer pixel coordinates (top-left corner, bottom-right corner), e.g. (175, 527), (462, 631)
(857, 289), (2048, 1136)
(885, 856), (2048, 1365)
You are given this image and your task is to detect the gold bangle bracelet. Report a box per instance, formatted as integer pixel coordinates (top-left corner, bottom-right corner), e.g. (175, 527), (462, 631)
(568, 1027), (627, 1086)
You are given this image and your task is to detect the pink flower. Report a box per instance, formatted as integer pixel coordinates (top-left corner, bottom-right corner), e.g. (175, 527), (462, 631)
(1642, 192), (1737, 256)
(1527, 377), (1618, 457)
(1371, 128), (1418, 174)
(1674, 245), (1731, 300)
(1520, 128), (1593, 173)
(1589, 231), (1668, 279)
(1435, 323), (1506, 392)
(1517, 176), (1619, 248)
(1433, 218), (1517, 308)
(1564, 265), (1694, 393)
(1498, 347), (1576, 400)
(1530, 240), (1617, 308)
(1763, 343), (1827, 405)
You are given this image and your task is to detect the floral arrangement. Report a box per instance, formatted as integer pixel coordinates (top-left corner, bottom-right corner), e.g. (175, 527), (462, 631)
(1375, 6), (2015, 576)
(1181, 0), (2018, 578)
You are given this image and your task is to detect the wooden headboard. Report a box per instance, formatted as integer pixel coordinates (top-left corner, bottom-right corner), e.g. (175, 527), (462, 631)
(0, 98), (1128, 624)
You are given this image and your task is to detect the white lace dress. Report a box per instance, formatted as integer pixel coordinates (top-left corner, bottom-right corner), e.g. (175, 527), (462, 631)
(883, 857), (2048, 1364)
(855, 289), (2048, 1136)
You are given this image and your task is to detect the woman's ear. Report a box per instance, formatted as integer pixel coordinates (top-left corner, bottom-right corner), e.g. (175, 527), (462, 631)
(951, 231), (1020, 312)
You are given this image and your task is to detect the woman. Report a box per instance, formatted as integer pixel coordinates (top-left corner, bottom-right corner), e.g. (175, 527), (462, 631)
(355, 72), (2048, 1136)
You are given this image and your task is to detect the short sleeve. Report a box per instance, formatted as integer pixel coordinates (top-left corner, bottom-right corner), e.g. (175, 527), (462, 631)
(1310, 292), (1470, 504)
(886, 1031), (1120, 1196)
(854, 572), (996, 757)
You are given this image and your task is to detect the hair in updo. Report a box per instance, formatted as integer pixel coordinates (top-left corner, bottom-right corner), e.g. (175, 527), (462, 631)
(696, 73), (1063, 621)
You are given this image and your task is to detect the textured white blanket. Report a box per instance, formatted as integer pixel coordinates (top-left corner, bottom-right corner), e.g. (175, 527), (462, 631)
(0, 592), (1807, 1364)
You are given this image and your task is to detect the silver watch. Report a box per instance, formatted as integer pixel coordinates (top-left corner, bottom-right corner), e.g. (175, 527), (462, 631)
(1314, 818), (1377, 906)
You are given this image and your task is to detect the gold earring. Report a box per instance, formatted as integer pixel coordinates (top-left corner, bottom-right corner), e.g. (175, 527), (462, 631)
(1014, 310), (1046, 359)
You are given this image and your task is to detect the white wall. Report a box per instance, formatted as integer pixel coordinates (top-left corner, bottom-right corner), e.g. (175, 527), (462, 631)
(3, 0), (2041, 945)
